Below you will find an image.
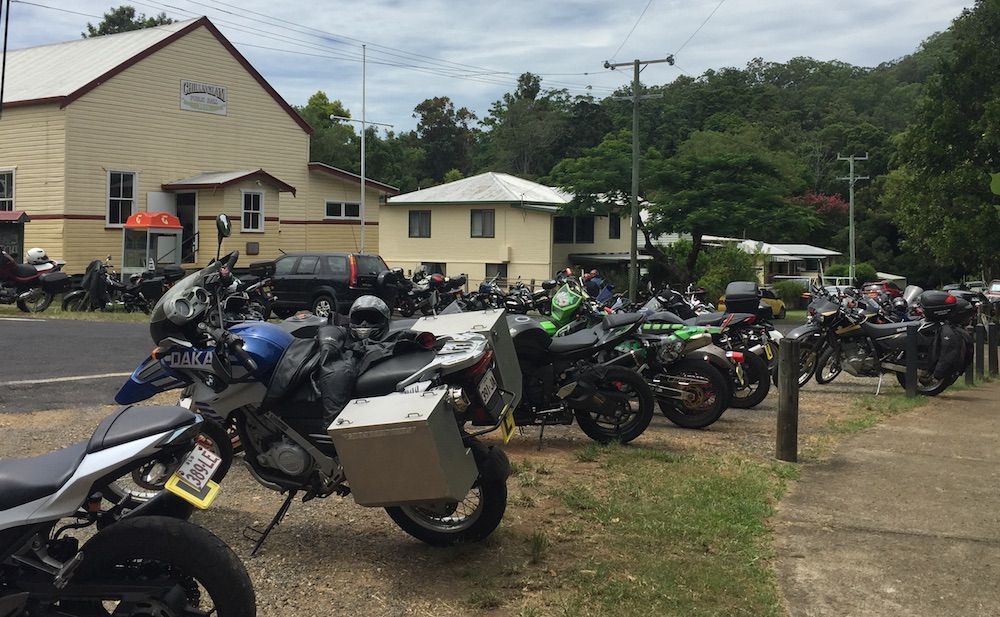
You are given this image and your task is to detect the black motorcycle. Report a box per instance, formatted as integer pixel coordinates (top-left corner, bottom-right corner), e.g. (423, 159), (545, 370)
(784, 287), (974, 395)
(62, 258), (184, 314)
(507, 311), (655, 444)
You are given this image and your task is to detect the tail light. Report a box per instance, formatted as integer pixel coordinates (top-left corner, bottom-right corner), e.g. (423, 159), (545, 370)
(347, 255), (358, 287)
(462, 350), (494, 379)
(727, 351), (745, 364)
(415, 331), (436, 349)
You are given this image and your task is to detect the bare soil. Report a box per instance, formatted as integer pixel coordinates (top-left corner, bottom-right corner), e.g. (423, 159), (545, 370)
(0, 375), (897, 616)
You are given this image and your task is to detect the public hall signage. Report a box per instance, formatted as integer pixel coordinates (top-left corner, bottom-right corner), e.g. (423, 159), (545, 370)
(180, 80), (228, 116)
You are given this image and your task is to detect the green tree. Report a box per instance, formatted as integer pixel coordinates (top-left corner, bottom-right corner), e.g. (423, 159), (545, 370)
(412, 97), (478, 183)
(295, 92), (358, 171)
(886, 0), (1000, 279)
(83, 5), (172, 37)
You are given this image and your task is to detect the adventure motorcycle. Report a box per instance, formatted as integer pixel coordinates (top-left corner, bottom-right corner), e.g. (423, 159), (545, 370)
(0, 406), (256, 616)
(62, 257), (174, 314)
(506, 311), (655, 444)
(114, 215), (518, 551)
(784, 287), (974, 395)
(0, 249), (70, 312)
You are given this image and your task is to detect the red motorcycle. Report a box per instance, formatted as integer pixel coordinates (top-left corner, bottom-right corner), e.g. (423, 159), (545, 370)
(0, 249), (71, 312)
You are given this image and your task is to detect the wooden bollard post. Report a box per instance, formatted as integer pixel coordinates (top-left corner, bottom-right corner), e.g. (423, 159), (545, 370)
(776, 339), (800, 462)
(976, 323), (986, 380)
(989, 323), (998, 378)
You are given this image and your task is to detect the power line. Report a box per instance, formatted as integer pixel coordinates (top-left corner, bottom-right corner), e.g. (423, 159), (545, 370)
(673, 0), (727, 56)
(610, 0), (654, 62)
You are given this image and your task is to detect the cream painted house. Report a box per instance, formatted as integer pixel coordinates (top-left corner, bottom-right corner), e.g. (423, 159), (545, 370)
(0, 17), (396, 276)
(380, 172), (633, 285)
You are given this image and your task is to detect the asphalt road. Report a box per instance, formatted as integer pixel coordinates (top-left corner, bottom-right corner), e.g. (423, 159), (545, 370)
(0, 316), (153, 413)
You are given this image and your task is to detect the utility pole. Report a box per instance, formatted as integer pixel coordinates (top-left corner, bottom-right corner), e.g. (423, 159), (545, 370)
(837, 153), (869, 283)
(604, 55), (672, 301)
(330, 47), (392, 253)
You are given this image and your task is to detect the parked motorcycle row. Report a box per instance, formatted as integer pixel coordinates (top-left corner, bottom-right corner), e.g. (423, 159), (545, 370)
(4, 218), (978, 614)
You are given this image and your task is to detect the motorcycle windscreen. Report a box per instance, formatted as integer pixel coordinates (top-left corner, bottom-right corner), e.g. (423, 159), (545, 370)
(115, 355), (188, 404)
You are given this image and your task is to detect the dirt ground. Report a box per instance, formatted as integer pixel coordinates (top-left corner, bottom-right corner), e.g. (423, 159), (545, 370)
(0, 375), (897, 616)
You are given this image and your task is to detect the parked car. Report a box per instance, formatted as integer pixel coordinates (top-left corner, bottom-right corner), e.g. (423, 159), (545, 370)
(861, 280), (903, 299)
(986, 279), (1000, 301)
(718, 286), (787, 318)
(249, 252), (389, 318)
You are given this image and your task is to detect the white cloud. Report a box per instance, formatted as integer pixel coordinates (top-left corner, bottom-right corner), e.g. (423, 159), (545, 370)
(5, 0), (976, 132)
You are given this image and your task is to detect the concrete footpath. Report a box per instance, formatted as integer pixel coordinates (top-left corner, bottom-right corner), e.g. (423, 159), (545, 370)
(774, 380), (1000, 616)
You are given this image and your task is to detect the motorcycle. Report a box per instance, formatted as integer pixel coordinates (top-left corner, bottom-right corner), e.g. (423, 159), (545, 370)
(506, 310), (655, 444)
(0, 249), (70, 312)
(220, 273), (274, 325)
(113, 215), (518, 551)
(62, 257), (168, 314)
(0, 405), (256, 616)
(785, 286), (974, 395)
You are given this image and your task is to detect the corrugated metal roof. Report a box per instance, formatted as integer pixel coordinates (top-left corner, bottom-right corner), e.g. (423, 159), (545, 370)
(388, 172), (572, 205)
(4, 18), (198, 103)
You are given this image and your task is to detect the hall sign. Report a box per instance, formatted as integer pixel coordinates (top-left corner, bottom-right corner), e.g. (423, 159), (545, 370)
(180, 80), (227, 116)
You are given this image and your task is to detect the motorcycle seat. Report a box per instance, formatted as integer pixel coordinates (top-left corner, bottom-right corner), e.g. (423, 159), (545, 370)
(547, 328), (601, 354)
(0, 441), (88, 511)
(354, 349), (437, 397)
(87, 405), (198, 453)
(11, 263), (37, 279)
(602, 312), (643, 329)
(862, 320), (920, 335)
(693, 312), (756, 327)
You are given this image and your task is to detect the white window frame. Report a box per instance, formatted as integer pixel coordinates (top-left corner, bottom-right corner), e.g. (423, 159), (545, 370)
(325, 201), (361, 220)
(107, 170), (137, 227)
(471, 209), (495, 238)
(0, 169), (13, 211)
(242, 190), (264, 232)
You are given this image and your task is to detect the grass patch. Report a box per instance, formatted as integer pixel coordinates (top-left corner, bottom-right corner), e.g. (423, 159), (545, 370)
(827, 392), (928, 435)
(0, 303), (149, 323)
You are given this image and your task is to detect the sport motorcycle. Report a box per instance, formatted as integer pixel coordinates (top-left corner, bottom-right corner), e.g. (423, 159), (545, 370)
(114, 215), (518, 551)
(0, 405), (255, 616)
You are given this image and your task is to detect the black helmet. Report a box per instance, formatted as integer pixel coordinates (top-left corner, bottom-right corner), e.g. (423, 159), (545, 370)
(349, 295), (391, 341)
(892, 297), (908, 313)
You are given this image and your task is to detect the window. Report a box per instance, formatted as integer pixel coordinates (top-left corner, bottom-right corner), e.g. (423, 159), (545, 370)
(295, 255), (320, 274)
(471, 209), (495, 238)
(107, 171), (136, 226)
(325, 201), (361, 219)
(408, 210), (431, 237)
(485, 263), (508, 283)
(242, 191), (264, 232)
(609, 213), (621, 239)
(553, 216), (574, 243)
(575, 216), (595, 243)
(0, 170), (12, 211)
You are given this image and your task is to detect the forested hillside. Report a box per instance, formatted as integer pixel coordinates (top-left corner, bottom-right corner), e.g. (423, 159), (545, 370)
(299, 0), (1000, 287)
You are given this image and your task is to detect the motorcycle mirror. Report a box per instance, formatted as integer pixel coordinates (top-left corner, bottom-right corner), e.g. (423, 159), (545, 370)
(216, 214), (232, 261)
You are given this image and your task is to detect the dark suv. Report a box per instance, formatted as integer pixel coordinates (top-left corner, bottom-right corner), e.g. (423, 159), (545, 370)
(250, 252), (389, 318)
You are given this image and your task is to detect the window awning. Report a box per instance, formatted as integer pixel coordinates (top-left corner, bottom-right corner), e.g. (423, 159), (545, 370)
(125, 212), (182, 229)
(0, 210), (30, 223)
(162, 169), (296, 196)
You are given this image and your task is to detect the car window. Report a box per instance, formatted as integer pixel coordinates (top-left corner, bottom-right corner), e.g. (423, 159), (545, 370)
(273, 257), (297, 276)
(991, 282), (1000, 293)
(762, 289), (776, 299)
(354, 254), (387, 275)
(295, 255), (320, 275)
(325, 255), (348, 275)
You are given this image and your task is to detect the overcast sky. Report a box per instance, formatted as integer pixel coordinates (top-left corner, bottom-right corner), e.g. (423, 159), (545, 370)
(6, 0), (978, 134)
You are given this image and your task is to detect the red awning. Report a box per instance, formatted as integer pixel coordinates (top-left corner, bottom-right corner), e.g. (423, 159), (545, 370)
(0, 210), (30, 223)
(124, 212), (182, 229)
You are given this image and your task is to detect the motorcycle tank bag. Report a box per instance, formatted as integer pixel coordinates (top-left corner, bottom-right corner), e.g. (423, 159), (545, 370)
(723, 281), (760, 314)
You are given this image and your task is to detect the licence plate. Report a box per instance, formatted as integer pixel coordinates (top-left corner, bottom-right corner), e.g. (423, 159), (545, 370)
(499, 405), (516, 443)
(164, 444), (222, 509)
(478, 369), (498, 404)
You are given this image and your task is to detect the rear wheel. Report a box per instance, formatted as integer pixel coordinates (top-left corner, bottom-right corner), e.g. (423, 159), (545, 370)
(894, 370), (952, 396)
(655, 358), (731, 429)
(573, 366), (654, 444)
(398, 297), (416, 317)
(74, 516), (255, 617)
(729, 350), (771, 409)
(16, 288), (53, 312)
(103, 420), (233, 506)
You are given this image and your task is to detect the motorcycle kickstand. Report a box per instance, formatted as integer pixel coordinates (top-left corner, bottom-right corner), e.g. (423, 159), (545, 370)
(875, 373), (884, 396)
(244, 489), (297, 555)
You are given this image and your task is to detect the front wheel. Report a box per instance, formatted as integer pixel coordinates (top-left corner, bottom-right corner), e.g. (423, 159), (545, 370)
(61, 290), (90, 312)
(815, 346), (843, 384)
(385, 441), (508, 546)
(103, 419), (234, 506)
(573, 366), (654, 444)
(16, 287), (53, 312)
(655, 358), (731, 429)
(772, 340), (820, 388)
(74, 515), (256, 617)
(729, 349), (771, 409)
